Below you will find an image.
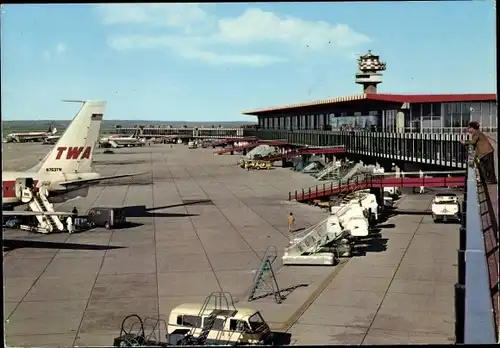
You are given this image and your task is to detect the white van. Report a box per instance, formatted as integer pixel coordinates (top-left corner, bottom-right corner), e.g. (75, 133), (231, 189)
(431, 192), (461, 223)
(168, 303), (273, 345)
(188, 141), (197, 149)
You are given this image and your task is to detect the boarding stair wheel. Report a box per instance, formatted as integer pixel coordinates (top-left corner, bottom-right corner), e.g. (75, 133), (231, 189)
(115, 314), (146, 347)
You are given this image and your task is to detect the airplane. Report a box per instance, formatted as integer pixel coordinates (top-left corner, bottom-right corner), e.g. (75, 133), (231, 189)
(98, 129), (146, 148)
(2, 100), (146, 216)
(4, 123), (58, 143)
(42, 135), (61, 145)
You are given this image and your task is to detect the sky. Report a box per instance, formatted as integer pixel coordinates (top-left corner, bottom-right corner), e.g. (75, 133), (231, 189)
(1, 2), (497, 121)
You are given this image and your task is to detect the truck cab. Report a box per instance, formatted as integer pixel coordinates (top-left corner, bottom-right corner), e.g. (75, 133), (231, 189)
(167, 303), (274, 345)
(86, 207), (126, 229)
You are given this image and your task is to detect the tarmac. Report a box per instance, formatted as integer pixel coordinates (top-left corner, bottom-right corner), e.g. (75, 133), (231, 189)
(3, 143), (458, 346)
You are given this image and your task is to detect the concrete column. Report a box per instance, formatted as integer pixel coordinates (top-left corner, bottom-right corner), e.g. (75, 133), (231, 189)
(396, 111), (405, 133)
(419, 170), (425, 193)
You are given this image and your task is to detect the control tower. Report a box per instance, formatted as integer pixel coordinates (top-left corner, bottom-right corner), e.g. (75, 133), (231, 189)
(355, 50), (386, 94)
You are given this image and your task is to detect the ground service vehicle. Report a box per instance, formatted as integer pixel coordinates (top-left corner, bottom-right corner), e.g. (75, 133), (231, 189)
(86, 207), (127, 229)
(243, 160), (272, 170)
(431, 192), (461, 223)
(168, 303), (274, 345)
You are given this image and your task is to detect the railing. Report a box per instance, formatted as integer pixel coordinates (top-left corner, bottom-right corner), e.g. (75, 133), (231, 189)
(243, 129), (468, 168)
(476, 168), (500, 337)
(289, 175), (466, 202)
(403, 127), (497, 134)
(255, 126), (497, 134)
(455, 148), (498, 344)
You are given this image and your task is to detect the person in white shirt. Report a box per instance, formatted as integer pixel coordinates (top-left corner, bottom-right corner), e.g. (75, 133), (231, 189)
(66, 216), (74, 233)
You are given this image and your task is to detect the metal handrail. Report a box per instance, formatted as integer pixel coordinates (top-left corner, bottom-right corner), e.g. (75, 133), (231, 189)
(463, 147), (497, 344)
(289, 174), (466, 202)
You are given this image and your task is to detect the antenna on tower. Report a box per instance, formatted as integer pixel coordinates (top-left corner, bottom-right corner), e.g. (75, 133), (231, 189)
(355, 50), (386, 94)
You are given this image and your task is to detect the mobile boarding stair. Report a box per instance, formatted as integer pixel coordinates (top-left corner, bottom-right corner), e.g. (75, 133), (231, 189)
(283, 197), (372, 266)
(16, 178), (65, 233)
(180, 292), (240, 346)
(248, 246), (285, 304)
(312, 160), (340, 180)
(301, 158), (326, 174)
(314, 161), (363, 181)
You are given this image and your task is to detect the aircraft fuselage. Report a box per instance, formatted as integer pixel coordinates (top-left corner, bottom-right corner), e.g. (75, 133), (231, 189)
(2, 170), (97, 206)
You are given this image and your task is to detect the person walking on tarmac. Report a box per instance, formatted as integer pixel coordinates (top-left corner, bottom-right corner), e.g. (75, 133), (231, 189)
(462, 121), (497, 184)
(288, 212), (295, 233)
(72, 207), (78, 217)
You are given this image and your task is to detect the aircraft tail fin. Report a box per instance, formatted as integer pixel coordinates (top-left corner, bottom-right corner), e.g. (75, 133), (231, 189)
(37, 101), (106, 175)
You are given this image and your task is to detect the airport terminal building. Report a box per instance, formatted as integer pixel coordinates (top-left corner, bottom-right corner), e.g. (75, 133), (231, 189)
(243, 50), (496, 134)
(241, 51), (497, 170)
(244, 93), (497, 134)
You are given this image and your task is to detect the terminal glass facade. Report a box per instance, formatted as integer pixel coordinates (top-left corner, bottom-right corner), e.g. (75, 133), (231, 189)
(256, 100), (497, 133)
(409, 101), (497, 133)
(328, 112), (380, 130)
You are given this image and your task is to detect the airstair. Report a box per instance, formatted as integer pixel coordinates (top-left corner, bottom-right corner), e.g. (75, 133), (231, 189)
(282, 216), (344, 265)
(314, 161), (361, 181)
(283, 193), (373, 266)
(341, 162), (364, 181)
(330, 191), (379, 225)
(108, 140), (120, 148)
(180, 292), (238, 346)
(314, 161), (340, 180)
(18, 181), (65, 233)
(245, 145), (278, 160)
(302, 161), (324, 174)
(248, 246), (284, 304)
(330, 198), (372, 237)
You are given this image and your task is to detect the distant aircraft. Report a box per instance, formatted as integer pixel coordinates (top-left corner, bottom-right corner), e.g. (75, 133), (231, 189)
(42, 135), (61, 145)
(2, 100), (146, 215)
(99, 129), (146, 148)
(4, 123), (58, 143)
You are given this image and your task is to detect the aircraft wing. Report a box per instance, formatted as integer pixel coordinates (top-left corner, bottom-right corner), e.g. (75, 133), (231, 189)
(3, 211), (75, 216)
(58, 172), (149, 187)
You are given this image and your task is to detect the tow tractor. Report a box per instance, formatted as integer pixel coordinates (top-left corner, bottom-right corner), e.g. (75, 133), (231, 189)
(431, 192), (461, 223)
(240, 160), (272, 170)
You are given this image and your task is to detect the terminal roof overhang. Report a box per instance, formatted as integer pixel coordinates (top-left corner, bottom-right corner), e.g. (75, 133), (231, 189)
(243, 93), (497, 117)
